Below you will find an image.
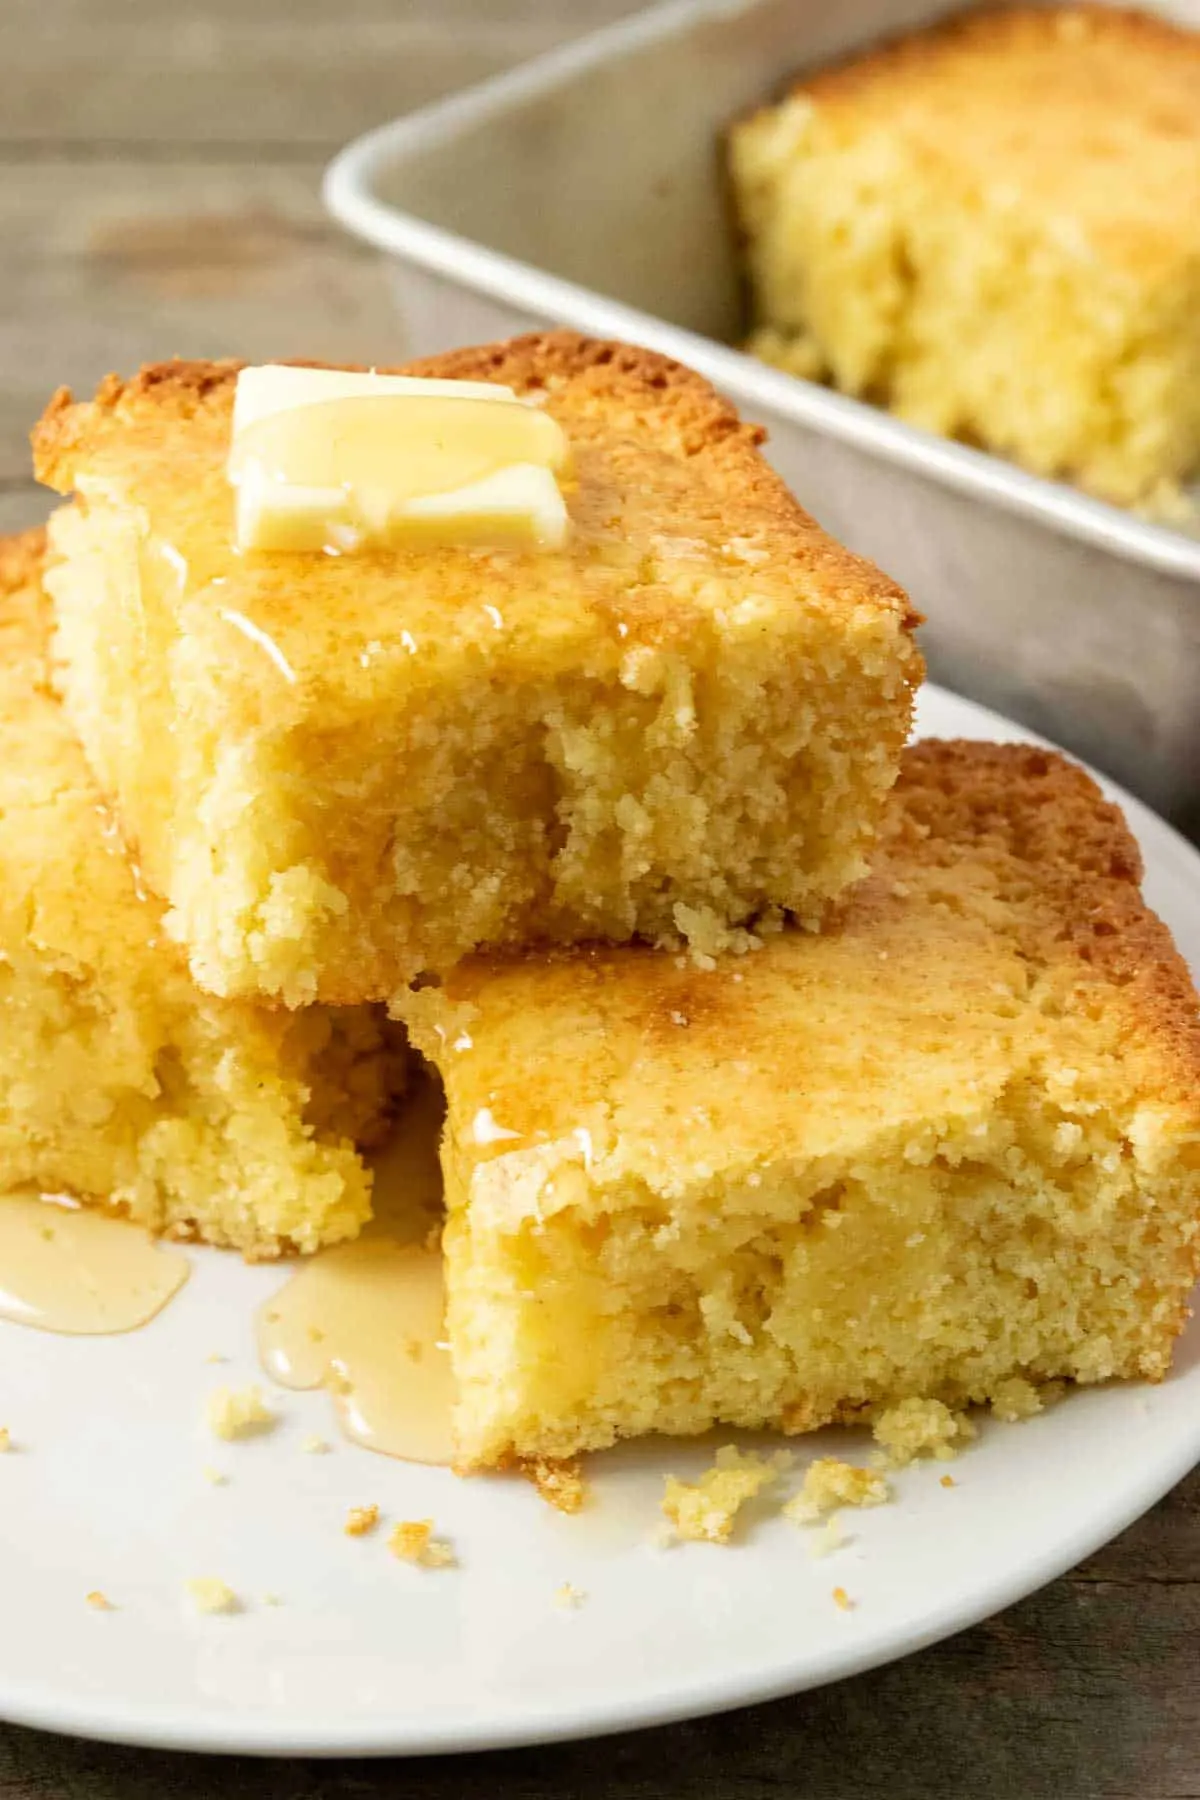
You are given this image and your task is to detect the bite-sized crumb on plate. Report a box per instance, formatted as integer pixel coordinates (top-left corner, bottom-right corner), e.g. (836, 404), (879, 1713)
(802, 1516), (846, 1559)
(989, 1376), (1062, 1421)
(783, 1457), (891, 1525)
(554, 1583), (587, 1610)
(388, 1520), (456, 1568)
(201, 1466), (227, 1487)
(344, 1504), (380, 1538)
(526, 1457), (587, 1515)
(662, 1445), (789, 1545)
(185, 1578), (240, 1615)
(85, 1590), (114, 1611)
(205, 1384), (275, 1441)
(301, 1434), (330, 1455)
(831, 1585), (854, 1612)
(872, 1398), (976, 1466)
(0, 1426), (10, 1453)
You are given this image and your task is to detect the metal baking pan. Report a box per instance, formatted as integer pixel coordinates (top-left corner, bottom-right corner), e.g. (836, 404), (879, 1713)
(325, 0), (1200, 832)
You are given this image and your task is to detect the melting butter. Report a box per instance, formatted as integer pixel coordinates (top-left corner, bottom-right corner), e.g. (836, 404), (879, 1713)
(228, 381), (570, 554)
(0, 1192), (189, 1335)
(256, 1069), (455, 1465)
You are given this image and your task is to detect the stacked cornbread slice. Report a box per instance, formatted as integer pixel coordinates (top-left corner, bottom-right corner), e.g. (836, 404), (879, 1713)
(34, 335), (920, 1006)
(0, 532), (399, 1256)
(24, 330), (1200, 1468)
(407, 741), (1200, 1467)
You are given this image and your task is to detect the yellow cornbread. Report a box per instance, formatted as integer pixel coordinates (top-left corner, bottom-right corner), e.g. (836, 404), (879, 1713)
(408, 741), (1200, 1469)
(34, 333), (920, 1006)
(730, 6), (1200, 507)
(0, 531), (398, 1257)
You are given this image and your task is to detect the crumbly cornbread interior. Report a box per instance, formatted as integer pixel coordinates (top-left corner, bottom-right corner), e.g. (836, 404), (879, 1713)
(34, 332), (920, 1007)
(407, 741), (1200, 1468)
(730, 5), (1200, 507)
(0, 529), (400, 1257)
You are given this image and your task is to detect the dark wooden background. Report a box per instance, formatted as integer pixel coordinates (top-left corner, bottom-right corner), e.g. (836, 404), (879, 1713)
(1, 2), (1198, 1793)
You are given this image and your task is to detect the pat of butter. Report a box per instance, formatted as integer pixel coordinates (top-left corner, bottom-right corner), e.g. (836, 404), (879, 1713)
(228, 365), (570, 554)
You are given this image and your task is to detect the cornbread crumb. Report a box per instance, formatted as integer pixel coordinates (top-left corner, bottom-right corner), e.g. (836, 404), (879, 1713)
(262, 1592), (283, 1607)
(185, 1578), (240, 1615)
(527, 1457), (587, 1515)
(344, 1504), (380, 1538)
(662, 1445), (784, 1544)
(85, 1590), (113, 1611)
(201, 1466), (227, 1487)
(988, 1377), (1045, 1423)
(784, 1457), (890, 1525)
(554, 1583), (587, 1610)
(940, 1475), (956, 1489)
(205, 1352), (227, 1365)
(832, 1586), (854, 1612)
(301, 1434), (330, 1455)
(873, 1399), (976, 1467)
(388, 1520), (456, 1568)
(205, 1385), (274, 1441)
(0, 1427), (10, 1453)
(808, 1517), (845, 1559)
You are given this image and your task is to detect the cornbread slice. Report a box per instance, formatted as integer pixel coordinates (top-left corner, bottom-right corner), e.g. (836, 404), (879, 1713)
(34, 332), (920, 1006)
(0, 530), (399, 1257)
(730, 6), (1200, 507)
(408, 740), (1200, 1468)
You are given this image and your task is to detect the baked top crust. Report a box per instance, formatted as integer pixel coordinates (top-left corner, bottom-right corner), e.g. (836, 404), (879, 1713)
(32, 331), (921, 643)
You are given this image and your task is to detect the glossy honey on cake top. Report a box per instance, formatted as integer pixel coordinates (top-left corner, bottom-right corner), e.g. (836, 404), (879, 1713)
(0, 529), (400, 1257)
(34, 332), (921, 1005)
(730, 6), (1200, 505)
(408, 741), (1200, 1469)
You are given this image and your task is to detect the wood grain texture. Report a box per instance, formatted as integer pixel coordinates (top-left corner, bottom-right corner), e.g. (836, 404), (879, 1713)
(0, 1), (1198, 1794)
(0, 0), (643, 149)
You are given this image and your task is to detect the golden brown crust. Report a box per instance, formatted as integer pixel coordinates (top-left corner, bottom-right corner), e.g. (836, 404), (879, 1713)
(0, 525), (48, 597)
(792, 5), (1200, 110)
(30, 333), (921, 635)
(435, 739), (1200, 1118)
(891, 740), (1200, 1107)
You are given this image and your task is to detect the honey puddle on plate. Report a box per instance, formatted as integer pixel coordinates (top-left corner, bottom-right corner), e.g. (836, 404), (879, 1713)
(0, 1191), (190, 1334)
(257, 1070), (456, 1466)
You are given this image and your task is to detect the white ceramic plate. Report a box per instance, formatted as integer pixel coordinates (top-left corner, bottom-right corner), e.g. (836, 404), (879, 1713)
(3, 682), (1200, 1759)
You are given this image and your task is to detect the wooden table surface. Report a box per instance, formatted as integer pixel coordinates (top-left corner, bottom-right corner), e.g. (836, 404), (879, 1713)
(1, 3), (1198, 1795)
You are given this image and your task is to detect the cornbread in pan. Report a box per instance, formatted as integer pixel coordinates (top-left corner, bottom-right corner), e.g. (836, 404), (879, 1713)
(408, 740), (1200, 1469)
(0, 530), (399, 1257)
(34, 332), (921, 1007)
(730, 5), (1200, 508)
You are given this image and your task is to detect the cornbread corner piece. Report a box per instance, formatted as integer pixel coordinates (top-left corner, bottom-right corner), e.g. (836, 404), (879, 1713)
(729, 5), (1200, 506)
(410, 739), (1200, 1470)
(33, 332), (921, 1006)
(0, 529), (400, 1257)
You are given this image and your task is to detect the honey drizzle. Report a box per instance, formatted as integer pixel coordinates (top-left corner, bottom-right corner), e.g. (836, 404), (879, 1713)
(0, 1192), (190, 1335)
(256, 1072), (456, 1466)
